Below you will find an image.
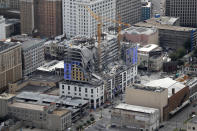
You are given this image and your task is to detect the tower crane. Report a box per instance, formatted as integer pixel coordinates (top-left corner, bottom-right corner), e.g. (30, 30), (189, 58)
(85, 6), (131, 68)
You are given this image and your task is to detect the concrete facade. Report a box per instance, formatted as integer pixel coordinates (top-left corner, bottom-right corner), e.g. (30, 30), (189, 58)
(0, 93), (15, 117)
(166, 0), (197, 28)
(60, 80), (104, 109)
(111, 103), (160, 131)
(135, 17), (197, 50)
(0, 42), (22, 92)
(116, 0), (141, 29)
(8, 102), (72, 131)
(126, 85), (168, 122)
(121, 26), (159, 46)
(138, 44), (163, 71)
(21, 38), (45, 76)
(62, 0), (116, 38)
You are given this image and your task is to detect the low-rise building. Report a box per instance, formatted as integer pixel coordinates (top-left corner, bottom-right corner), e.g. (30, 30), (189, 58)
(135, 16), (197, 50)
(8, 102), (72, 131)
(126, 84), (168, 122)
(0, 91), (89, 123)
(60, 76), (104, 109)
(121, 26), (159, 46)
(145, 78), (190, 120)
(138, 44), (163, 71)
(111, 103), (160, 130)
(0, 93), (15, 117)
(126, 77), (190, 121)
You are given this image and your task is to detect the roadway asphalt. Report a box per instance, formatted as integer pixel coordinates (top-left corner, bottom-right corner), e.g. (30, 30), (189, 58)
(160, 102), (197, 131)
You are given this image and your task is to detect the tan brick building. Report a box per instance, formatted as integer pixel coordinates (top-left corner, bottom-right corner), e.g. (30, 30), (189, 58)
(20, 0), (62, 37)
(0, 42), (22, 92)
(126, 78), (190, 121)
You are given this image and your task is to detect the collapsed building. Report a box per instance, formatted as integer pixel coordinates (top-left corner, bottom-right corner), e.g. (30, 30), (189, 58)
(45, 33), (138, 107)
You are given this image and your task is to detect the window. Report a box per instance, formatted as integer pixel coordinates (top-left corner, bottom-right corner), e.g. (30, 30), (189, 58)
(62, 85), (64, 89)
(85, 88), (87, 93)
(91, 89), (93, 94)
(75, 87), (77, 91)
(79, 87), (81, 92)
(193, 127), (195, 130)
(62, 91), (64, 94)
(68, 86), (70, 90)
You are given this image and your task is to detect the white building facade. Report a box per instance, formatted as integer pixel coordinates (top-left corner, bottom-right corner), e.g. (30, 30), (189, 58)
(59, 82), (104, 109)
(22, 39), (45, 76)
(0, 16), (6, 40)
(104, 64), (138, 101)
(62, 0), (116, 38)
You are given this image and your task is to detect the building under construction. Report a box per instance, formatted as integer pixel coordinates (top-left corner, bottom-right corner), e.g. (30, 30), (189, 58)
(44, 32), (138, 102)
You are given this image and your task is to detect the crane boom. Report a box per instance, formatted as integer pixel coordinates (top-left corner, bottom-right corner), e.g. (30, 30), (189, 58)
(85, 6), (131, 68)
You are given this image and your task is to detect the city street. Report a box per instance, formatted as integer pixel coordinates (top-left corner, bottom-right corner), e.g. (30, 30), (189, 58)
(160, 102), (197, 131)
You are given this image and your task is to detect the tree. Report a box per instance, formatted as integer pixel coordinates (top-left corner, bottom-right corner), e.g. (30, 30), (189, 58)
(177, 48), (187, 58)
(170, 52), (178, 61)
(184, 38), (192, 52)
(87, 120), (91, 125)
(90, 117), (95, 122)
(192, 48), (197, 57)
(170, 48), (187, 61)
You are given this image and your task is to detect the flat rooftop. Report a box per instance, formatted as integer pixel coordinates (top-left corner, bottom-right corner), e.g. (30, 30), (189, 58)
(121, 26), (157, 35)
(37, 60), (64, 72)
(53, 109), (70, 116)
(135, 17), (196, 32)
(132, 84), (166, 93)
(16, 85), (52, 93)
(0, 42), (20, 53)
(22, 38), (45, 51)
(115, 103), (158, 114)
(138, 44), (158, 52)
(9, 102), (45, 111)
(16, 92), (88, 107)
(145, 77), (186, 97)
(0, 93), (15, 100)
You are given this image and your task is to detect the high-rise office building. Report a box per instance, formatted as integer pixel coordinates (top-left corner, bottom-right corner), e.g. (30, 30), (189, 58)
(0, 0), (20, 9)
(20, 0), (62, 37)
(141, 0), (152, 21)
(116, 0), (141, 28)
(0, 42), (22, 92)
(20, 0), (34, 35)
(62, 0), (116, 38)
(166, 0), (197, 28)
(9, 0), (20, 9)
